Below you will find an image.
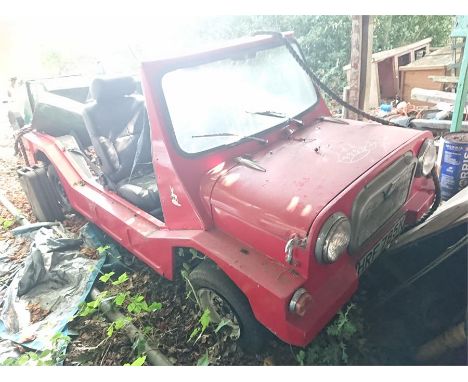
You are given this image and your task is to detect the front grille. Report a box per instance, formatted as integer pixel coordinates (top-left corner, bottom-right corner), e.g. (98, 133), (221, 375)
(349, 152), (416, 253)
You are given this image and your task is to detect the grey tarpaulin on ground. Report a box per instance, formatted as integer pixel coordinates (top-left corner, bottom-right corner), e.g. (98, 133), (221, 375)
(0, 224), (106, 359)
(0, 234), (32, 362)
(0, 237), (26, 299)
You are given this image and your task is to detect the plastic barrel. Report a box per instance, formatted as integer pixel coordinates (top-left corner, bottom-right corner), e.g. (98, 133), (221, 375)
(439, 132), (468, 201)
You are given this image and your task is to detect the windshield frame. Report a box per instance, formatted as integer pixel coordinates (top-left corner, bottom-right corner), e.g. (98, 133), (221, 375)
(155, 38), (321, 158)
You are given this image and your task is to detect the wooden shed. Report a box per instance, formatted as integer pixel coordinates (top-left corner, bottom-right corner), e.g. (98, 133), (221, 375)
(343, 38), (432, 109)
(399, 46), (459, 106)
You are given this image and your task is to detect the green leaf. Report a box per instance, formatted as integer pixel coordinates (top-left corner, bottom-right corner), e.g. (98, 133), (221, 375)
(84, 307), (97, 316)
(189, 327), (200, 342)
(112, 273), (129, 285)
(29, 352), (39, 361)
(76, 299), (100, 318)
(196, 351), (210, 366)
(125, 355), (146, 366)
(107, 323), (115, 337)
(51, 332), (71, 346)
(17, 354), (30, 365)
(342, 321), (357, 338)
(106, 315), (130, 337)
(214, 318), (231, 333)
(128, 303), (137, 313)
(188, 308), (212, 343)
(96, 291), (108, 300)
(200, 309), (211, 331)
(115, 316), (131, 330)
(99, 272), (115, 283)
(87, 300), (99, 309)
(132, 337), (147, 355)
(181, 269), (189, 279)
(147, 302), (162, 312)
(39, 349), (51, 358)
(2, 219), (15, 230)
(2, 357), (16, 366)
(296, 350), (306, 366)
(114, 292), (128, 306)
(126, 294), (155, 314)
(97, 245), (110, 254)
(128, 301), (142, 314)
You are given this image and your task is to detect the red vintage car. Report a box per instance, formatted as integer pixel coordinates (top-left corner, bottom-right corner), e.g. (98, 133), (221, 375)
(18, 32), (438, 351)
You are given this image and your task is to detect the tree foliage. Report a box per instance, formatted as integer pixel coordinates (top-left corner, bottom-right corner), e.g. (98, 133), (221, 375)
(373, 16), (454, 52)
(195, 15), (454, 92)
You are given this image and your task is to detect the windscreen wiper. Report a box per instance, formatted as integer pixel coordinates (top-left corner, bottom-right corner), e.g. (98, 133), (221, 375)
(246, 110), (304, 127)
(191, 132), (268, 144)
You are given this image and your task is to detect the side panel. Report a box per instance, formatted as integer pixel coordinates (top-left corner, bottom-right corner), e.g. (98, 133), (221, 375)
(22, 132), (176, 279)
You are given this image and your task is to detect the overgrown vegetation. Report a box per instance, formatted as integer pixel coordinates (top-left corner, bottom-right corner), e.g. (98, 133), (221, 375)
(373, 16), (453, 52)
(72, 271), (162, 365)
(178, 252), (241, 365)
(295, 303), (369, 366)
(1, 333), (71, 366)
(124, 355), (146, 366)
(189, 308), (212, 344)
(193, 15), (454, 93)
(38, 16), (453, 96)
(1, 269), (164, 366)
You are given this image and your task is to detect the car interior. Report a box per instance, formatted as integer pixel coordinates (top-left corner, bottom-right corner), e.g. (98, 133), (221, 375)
(31, 76), (163, 220)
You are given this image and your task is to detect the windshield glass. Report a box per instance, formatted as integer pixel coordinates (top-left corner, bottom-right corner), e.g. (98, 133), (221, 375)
(161, 44), (318, 154)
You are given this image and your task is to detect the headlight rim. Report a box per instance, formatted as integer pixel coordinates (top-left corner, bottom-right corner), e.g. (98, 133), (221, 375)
(416, 139), (437, 177)
(315, 212), (351, 264)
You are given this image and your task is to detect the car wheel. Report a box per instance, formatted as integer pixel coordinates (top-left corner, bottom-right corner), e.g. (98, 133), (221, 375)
(47, 165), (73, 215)
(188, 260), (266, 353)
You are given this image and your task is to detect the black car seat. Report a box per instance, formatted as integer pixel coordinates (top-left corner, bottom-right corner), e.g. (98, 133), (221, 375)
(32, 92), (92, 150)
(82, 76), (161, 216)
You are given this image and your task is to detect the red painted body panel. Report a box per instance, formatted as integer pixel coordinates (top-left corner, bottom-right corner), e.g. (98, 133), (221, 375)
(20, 33), (436, 347)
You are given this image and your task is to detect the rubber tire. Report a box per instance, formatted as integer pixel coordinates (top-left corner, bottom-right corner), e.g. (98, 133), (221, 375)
(47, 165), (73, 216)
(188, 261), (266, 354)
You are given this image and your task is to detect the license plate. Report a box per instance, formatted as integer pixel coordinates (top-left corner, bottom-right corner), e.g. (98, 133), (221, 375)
(356, 215), (406, 276)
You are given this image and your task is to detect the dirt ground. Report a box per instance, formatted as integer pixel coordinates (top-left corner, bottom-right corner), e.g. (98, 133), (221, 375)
(0, 103), (466, 366)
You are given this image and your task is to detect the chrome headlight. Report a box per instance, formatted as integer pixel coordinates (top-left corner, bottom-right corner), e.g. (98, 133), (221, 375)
(315, 213), (351, 264)
(417, 139), (437, 177)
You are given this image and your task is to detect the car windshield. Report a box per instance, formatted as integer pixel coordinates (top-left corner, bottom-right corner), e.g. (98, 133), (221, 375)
(161, 44), (318, 154)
